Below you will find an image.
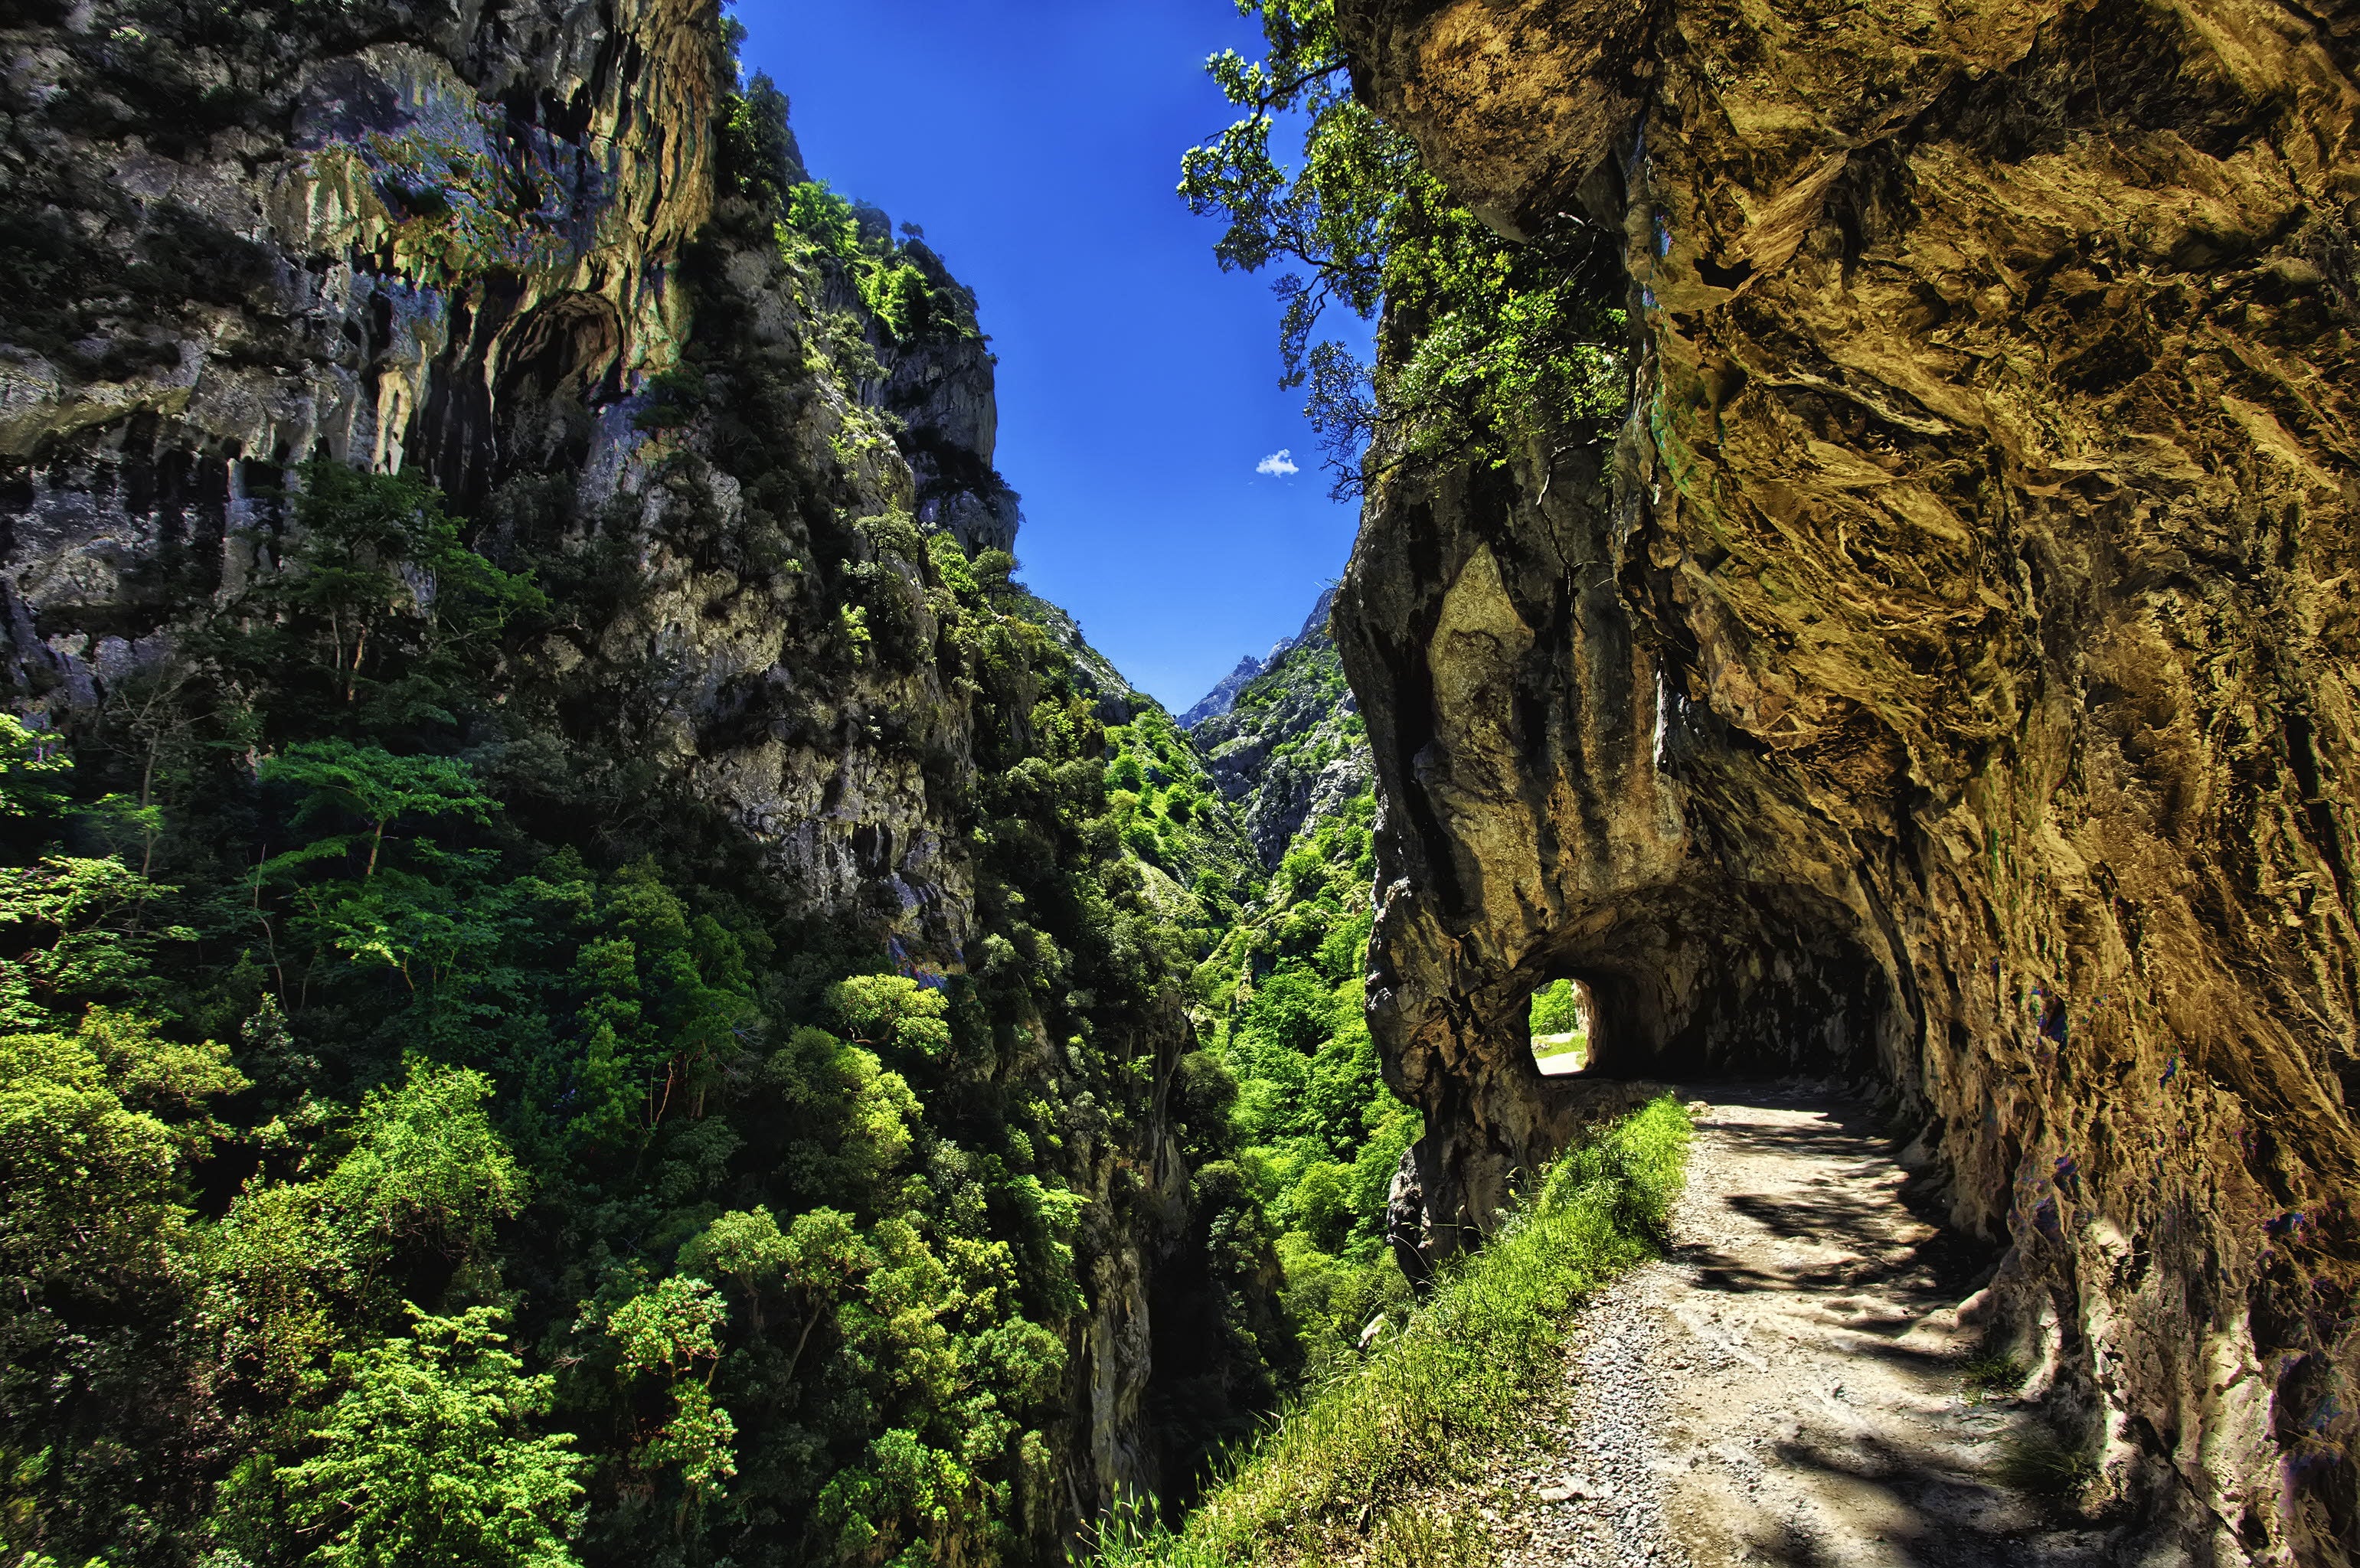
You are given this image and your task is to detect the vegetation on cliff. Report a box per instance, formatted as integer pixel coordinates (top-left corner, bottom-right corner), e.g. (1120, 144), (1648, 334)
(0, 456), (1280, 1568)
(1091, 1098), (1692, 1566)
(1188, 788), (1423, 1380)
(1188, 592), (1371, 868)
(1178, 0), (1629, 492)
(0, 55), (1306, 1568)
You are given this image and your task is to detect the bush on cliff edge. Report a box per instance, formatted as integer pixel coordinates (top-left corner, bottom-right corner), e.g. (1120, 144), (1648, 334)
(1093, 1096), (1692, 1566)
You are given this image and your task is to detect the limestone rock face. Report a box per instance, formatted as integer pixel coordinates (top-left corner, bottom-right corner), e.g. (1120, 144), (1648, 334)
(883, 237), (1023, 556)
(1194, 586), (1376, 866)
(0, 0), (1009, 942)
(1334, 0), (2360, 1557)
(0, 0), (1215, 1540)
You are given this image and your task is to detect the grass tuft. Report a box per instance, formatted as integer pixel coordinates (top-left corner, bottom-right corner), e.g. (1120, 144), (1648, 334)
(1960, 1348), (2029, 1397)
(1994, 1429), (2100, 1499)
(1363, 1500), (1492, 1568)
(1090, 1096), (1692, 1566)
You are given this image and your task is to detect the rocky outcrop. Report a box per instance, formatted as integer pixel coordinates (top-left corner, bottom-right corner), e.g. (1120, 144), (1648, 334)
(1193, 586), (1376, 865)
(1334, 0), (2359, 1560)
(880, 234), (1022, 556)
(1180, 654), (1266, 728)
(0, 0), (1236, 1549)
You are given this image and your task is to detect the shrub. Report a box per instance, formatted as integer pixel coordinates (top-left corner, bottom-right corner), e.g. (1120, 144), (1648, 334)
(1092, 1098), (1692, 1564)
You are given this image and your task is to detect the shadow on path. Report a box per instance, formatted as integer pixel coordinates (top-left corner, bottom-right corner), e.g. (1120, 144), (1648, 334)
(1498, 1081), (2114, 1568)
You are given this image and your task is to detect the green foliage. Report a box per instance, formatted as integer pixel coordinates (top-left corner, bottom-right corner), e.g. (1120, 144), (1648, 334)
(0, 1011), (234, 1298)
(221, 460), (545, 727)
(1090, 1099), (1692, 1566)
(1094, 713), (1261, 942)
(827, 973), (953, 1061)
(0, 1011), (241, 1554)
(0, 67), (1312, 1568)
(593, 1277), (737, 1504)
(0, 853), (181, 1024)
(1182, 786), (1420, 1388)
(1179, 0), (1629, 491)
(260, 742), (495, 879)
(721, 74), (802, 217)
(324, 1061), (527, 1255)
(238, 1306), (586, 1568)
(0, 424), (1290, 1566)
(0, 716), (71, 817)
(782, 181), (860, 261)
(1528, 978), (1583, 1038)
(1962, 1348), (2031, 1397)
(775, 180), (975, 345)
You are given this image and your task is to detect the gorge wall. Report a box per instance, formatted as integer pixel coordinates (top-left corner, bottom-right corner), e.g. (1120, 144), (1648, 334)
(0, 0), (1277, 1560)
(1331, 0), (2360, 1560)
(1190, 586), (1376, 867)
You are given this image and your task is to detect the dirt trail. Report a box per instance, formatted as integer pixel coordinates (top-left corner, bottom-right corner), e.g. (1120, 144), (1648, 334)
(1484, 1084), (2110, 1567)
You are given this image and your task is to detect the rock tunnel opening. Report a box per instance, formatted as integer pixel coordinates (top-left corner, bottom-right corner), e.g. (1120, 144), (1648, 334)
(1513, 884), (1902, 1091)
(1394, 885), (1917, 1274)
(1527, 976), (1593, 1076)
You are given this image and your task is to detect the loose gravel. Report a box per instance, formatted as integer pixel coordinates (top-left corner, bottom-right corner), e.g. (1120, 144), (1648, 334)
(1466, 1083), (2114, 1568)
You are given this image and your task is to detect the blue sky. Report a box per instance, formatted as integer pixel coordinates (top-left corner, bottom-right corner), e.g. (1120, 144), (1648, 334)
(737, 0), (1368, 710)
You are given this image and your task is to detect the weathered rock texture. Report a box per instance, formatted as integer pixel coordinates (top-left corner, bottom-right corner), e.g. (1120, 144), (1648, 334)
(1193, 586), (1376, 866)
(0, 0), (1224, 1544)
(1334, 0), (2360, 1560)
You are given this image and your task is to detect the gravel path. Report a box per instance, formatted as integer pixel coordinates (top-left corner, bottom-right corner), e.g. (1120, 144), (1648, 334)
(1478, 1083), (2111, 1568)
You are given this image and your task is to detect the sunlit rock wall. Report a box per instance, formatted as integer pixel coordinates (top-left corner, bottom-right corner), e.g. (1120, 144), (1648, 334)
(1334, 0), (2360, 1558)
(0, 0), (1207, 1540)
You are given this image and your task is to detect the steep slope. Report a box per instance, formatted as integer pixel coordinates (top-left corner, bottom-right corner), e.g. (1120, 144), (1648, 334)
(1189, 588), (1374, 867)
(1178, 654), (1266, 729)
(0, 8), (1281, 1565)
(1331, 0), (2360, 1560)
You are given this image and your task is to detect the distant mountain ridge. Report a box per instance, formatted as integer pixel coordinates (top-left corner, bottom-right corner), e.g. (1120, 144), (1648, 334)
(1179, 586), (1340, 729)
(1188, 585), (1372, 867)
(1179, 655), (1267, 729)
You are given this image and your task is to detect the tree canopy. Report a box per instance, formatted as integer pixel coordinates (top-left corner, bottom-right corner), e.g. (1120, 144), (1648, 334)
(1179, 0), (1632, 492)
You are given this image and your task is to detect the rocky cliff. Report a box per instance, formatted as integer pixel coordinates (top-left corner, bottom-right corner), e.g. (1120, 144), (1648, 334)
(1191, 586), (1375, 867)
(0, 2), (1273, 1560)
(1178, 652), (1265, 729)
(1332, 0), (2360, 1560)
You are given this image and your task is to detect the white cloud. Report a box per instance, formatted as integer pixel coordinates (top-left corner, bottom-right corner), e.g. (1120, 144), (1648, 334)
(1256, 449), (1300, 477)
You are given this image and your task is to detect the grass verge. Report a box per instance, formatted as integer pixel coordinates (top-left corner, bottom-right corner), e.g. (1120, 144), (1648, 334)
(1093, 1096), (1692, 1566)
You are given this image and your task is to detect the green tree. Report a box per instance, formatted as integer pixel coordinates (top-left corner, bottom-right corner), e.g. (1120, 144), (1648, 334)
(827, 974), (952, 1063)
(0, 854), (182, 1024)
(0, 714), (70, 817)
(260, 741), (495, 880)
(1530, 978), (1583, 1037)
(1179, 0), (1628, 490)
(201, 1061), (525, 1401)
(0, 1011), (241, 1559)
(597, 1276), (737, 1508)
(258, 1305), (586, 1568)
(1241, 967), (1335, 1059)
(242, 461), (545, 721)
(323, 1061), (528, 1258)
(678, 1207), (877, 1374)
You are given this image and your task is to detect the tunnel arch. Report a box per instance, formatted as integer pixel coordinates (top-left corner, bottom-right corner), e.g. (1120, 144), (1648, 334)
(1371, 868), (1918, 1266)
(1492, 880), (1902, 1085)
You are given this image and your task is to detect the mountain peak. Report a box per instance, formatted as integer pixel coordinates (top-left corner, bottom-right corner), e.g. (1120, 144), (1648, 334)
(1182, 583), (1341, 730)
